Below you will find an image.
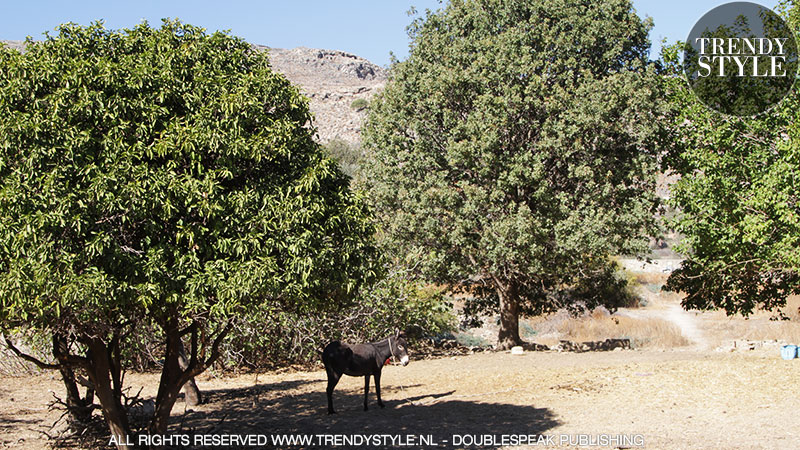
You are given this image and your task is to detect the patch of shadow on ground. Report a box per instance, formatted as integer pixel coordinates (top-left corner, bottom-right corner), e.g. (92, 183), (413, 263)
(169, 378), (560, 449)
(0, 413), (40, 432)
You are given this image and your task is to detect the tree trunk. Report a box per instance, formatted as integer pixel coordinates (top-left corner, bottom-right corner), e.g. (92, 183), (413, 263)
(495, 279), (523, 350)
(84, 338), (132, 450)
(58, 366), (89, 424)
(150, 318), (230, 434)
(149, 320), (183, 434)
(178, 339), (202, 406)
(53, 334), (94, 428)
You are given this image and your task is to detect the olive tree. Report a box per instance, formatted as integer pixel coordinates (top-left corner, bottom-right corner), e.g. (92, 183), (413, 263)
(0, 21), (378, 446)
(362, 0), (668, 349)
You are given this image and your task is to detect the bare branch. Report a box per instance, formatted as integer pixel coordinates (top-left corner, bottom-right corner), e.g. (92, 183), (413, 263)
(189, 322), (199, 370)
(204, 321), (232, 368)
(4, 336), (60, 370)
(178, 321), (232, 384)
(76, 375), (94, 389)
(119, 245), (144, 255)
(122, 386), (145, 408)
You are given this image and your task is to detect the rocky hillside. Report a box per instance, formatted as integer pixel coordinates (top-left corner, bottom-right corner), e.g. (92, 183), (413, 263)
(258, 46), (386, 145)
(1, 40), (386, 145)
(0, 40), (25, 52)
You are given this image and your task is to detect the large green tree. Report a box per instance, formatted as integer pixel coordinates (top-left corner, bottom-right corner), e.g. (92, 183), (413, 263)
(662, 2), (800, 316)
(362, 0), (668, 349)
(0, 21), (378, 446)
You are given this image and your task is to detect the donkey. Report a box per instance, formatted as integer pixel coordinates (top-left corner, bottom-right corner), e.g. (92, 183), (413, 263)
(321, 330), (409, 414)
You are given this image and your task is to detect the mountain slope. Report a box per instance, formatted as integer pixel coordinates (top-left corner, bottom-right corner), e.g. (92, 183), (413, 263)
(261, 46), (386, 145)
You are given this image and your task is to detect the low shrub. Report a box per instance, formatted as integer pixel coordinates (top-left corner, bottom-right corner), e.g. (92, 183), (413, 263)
(218, 267), (455, 369)
(5, 270), (455, 372)
(323, 139), (364, 178)
(453, 332), (491, 348)
(350, 98), (368, 111)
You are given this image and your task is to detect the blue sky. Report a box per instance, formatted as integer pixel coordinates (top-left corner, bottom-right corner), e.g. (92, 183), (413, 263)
(0, 1), (781, 66)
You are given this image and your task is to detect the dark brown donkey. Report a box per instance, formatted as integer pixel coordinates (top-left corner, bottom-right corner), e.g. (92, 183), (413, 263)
(322, 330), (409, 414)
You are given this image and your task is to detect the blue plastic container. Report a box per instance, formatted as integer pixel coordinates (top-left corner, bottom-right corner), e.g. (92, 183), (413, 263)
(780, 345), (797, 360)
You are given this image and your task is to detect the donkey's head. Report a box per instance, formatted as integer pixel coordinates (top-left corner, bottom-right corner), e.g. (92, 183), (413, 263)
(390, 330), (409, 366)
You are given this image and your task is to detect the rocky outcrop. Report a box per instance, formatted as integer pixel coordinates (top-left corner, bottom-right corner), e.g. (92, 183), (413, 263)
(260, 46), (386, 145)
(553, 339), (632, 353)
(0, 40), (25, 53)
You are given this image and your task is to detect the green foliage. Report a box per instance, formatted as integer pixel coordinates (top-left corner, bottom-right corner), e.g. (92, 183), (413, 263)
(323, 138), (364, 179)
(0, 19), (379, 331)
(219, 266), (455, 367)
(362, 0), (668, 344)
(0, 20), (380, 438)
(682, 6), (798, 116)
(453, 332), (490, 348)
(661, 32), (800, 315)
(120, 322), (164, 372)
(350, 98), (369, 111)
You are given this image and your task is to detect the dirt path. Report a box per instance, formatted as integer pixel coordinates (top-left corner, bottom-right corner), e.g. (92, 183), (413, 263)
(616, 290), (710, 350)
(662, 304), (709, 349)
(3, 348), (800, 449)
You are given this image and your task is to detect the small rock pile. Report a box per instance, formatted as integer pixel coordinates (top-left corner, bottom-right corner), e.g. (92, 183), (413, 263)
(716, 339), (787, 352)
(552, 338), (631, 353)
(413, 337), (632, 359)
(413, 339), (492, 359)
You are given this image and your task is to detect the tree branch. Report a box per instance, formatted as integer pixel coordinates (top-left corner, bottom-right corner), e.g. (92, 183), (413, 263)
(190, 322), (198, 370)
(179, 322), (195, 338)
(5, 335), (88, 370)
(205, 321), (231, 368)
(178, 321), (231, 385)
(4, 336), (60, 370)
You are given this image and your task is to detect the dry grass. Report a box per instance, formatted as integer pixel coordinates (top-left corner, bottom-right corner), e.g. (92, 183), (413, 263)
(558, 309), (690, 349)
(682, 296), (800, 348)
(457, 282), (800, 351)
(524, 308), (690, 349)
(698, 315), (800, 349)
(630, 272), (670, 285)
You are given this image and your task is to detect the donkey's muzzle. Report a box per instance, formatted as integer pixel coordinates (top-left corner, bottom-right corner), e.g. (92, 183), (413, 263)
(400, 355), (409, 366)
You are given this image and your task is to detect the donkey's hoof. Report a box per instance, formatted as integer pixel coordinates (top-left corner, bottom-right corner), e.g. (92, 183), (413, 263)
(378, 402), (385, 409)
(328, 410), (337, 415)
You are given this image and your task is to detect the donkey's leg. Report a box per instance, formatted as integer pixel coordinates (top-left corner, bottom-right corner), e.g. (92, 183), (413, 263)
(326, 370), (341, 415)
(363, 375), (370, 411)
(374, 371), (385, 408)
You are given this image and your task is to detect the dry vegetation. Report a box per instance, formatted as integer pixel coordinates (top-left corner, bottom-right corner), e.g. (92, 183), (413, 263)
(555, 310), (690, 348)
(695, 296), (800, 348)
(519, 307), (689, 349)
(630, 271), (671, 286)
(491, 273), (800, 353)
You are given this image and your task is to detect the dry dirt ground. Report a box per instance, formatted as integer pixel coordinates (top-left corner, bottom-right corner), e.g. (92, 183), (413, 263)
(3, 347), (800, 450)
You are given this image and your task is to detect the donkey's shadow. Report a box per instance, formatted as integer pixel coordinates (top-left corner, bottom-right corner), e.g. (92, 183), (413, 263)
(178, 379), (560, 448)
